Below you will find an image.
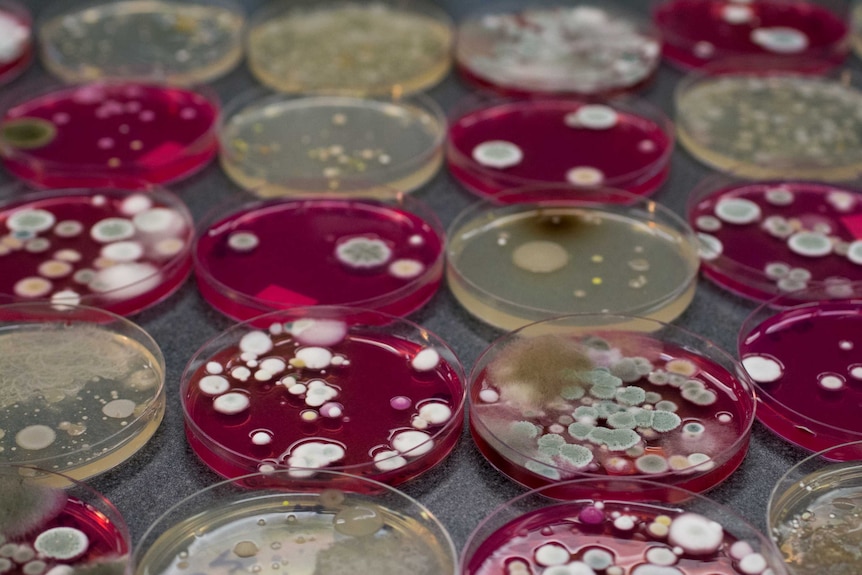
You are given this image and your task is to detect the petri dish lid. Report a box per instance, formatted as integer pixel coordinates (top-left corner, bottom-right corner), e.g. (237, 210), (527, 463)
(446, 97), (674, 199)
(179, 306), (466, 485)
(0, 0), (33, 86)
(133, 470), (457, 575)
(246, 0), (453, 97)
(0, 81), (220, 189)
(0, 184), (194, 316)
(0, 303), (166, 483)
(219, 90), (446, 198)
(194, 194), (445, 321)
(469, 313), (755, 497)
(687, 176), (862, 303)
(653, 0), (849, 71)
(455, 2), (661, 97)
(38, 0), (246, 85)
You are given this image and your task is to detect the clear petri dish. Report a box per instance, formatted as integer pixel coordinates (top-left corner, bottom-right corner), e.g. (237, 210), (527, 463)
(219, 91), (445, 198)
(0, 81), (219, 189)
(446, 187), (700, 332)
(687, 177), (862, 303)
(133, 470), (457, 575)
(180, 307), (465, 485)
(0, 303), (165, 483)
(194, 195), (445, 321)
(676, 65), (862, 182)
(654, 0), (849, 71)
(447, 98), (674, 199)
(246, 0), (453, 97)
(0, 184), (194, 316)
(738, 283), (862, 454)
(463, 478), (787, 575)
(768, 441), (862, 575)
(0, 466), (130, 572)
(470, 314), (755, 499)
(0, 0), (32, 86)
(38, 0), (245, 85)
(455, 3), (661, 97)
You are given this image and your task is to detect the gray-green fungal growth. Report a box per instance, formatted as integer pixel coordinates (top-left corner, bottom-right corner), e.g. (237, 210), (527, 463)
(605, 428), (640, 451)
(651, 410), (682, 432)
(34, 527), (89, 560)
(607, 412), (637, 429)
(644, 391), (662, 404)
(648, 370), (670, 385)
(0, 475), (68, 537)
(590, 383), (618, 400)
(558, 444), (593, 468)
(561, 385), (585, 400)
(682, 387), (719, 406)
(655, 400), (678, 412)
(610, 358), (642, 382)
(616, 386), (646, 406)
(595, 401), (627, 419)
(634, 408), (655, 427)
(538, 433), (566, 449)
(635, 454), (669, 473)
(683, 422), (706, 439)
(510, 421), (540, 438)
(526, 456), (560, 479)
(573, 405), (598, 420)
(582, 369), (623, 388)
(567, 422), (594, 440)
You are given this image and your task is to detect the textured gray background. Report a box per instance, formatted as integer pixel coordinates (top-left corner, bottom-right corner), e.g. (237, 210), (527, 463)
(3, 0), (832, 562)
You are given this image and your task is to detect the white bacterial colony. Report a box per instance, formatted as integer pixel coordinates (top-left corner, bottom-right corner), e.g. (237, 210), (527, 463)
(0, 11), (29, 63)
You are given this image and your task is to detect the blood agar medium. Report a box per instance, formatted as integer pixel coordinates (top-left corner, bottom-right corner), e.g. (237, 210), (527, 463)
(738, 284), (862, 454)
(0, 303), (165, 483)
(0, 1), (32, 86)
(0, 82), (219, 189)
(676, 68), (862, 181)
(181, 307), (465, 485)
(246, 0), (453, 96)
(462, 478), (786, 575)
(446, 188), (700, 332)
(455, 4), (661, 97)
(133, 471), (457, 575)
(0, 185), (193, 316)
(0, 467), (130, 573)
(38, 0), (245, 85)
(447, 98), (673, 199)
(194, 195), (444, 321)
(219, 92), (445, 198)
(688, 178), (862, 302)
(769, 441), (862, 575)
(654, 0), (848, 71)
(470, 314), (755, 498)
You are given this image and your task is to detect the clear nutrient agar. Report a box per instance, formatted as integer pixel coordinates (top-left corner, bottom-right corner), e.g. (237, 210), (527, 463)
(39, 0), (245, 85)
(0, 303), (165, 483)
(0, 0), (32, 86)
(0, 82), (219, 189)
(219, 92), (445, 198)
(456, 4), (661, 97)
(0, 185), (193, 316)
(181, 308), (465, 484)
(447, 99), (673, 199)
(446, 189), (700, 332)
(194, 196), (445, 321)
(246, 0), (453, 96)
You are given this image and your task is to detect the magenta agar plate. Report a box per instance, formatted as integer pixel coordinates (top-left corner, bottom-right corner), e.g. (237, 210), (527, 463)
(688, 179), (862, 302)
(194, 195), (445, 321)
(738, 285), (862, 455)
(462, 479), (786, 575)
(471, 314), (755, 498)
(181, 307), (466, 485)
(447, 99), (673, 199)
(654, 0), (849, 71)
(455, 5), (661, 97)
(0, 0), (32, 86)
(0, 82), (219, 189)
(0, 186), (193, 316)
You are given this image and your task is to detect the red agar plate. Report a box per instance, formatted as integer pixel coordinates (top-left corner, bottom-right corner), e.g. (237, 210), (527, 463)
(0, 0), (32, 86)
(181, 307), (466, 485)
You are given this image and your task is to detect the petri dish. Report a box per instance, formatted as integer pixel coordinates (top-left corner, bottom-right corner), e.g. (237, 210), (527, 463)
(246, 0), (453, 97)
(180, 307), (465, 484)
(447, 98), (674, 199)
(0, 467), (130, 572)
(470, 314), (755, 498)
(446, 187), (700, 332)
(653, 0), (849, 71)
(0, 303), (165, 483)
(854, 1), (862, 60)
(219, 91), (445, 198)
(463, 478), (786, 575)
(768, 441), (862, 575)
(0, 82), (219, 189)
(0, 185), (194, 316)
(0, 0), (32, 86)
(194, 195), (445, 321)
(738, 283), (862, 454)
(687, 177), (862, 302)
(455, 3), (661, 97)
(38, 0), (245, 85)
(676, 66), (862, 182)
(133, 470), (457, 575)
